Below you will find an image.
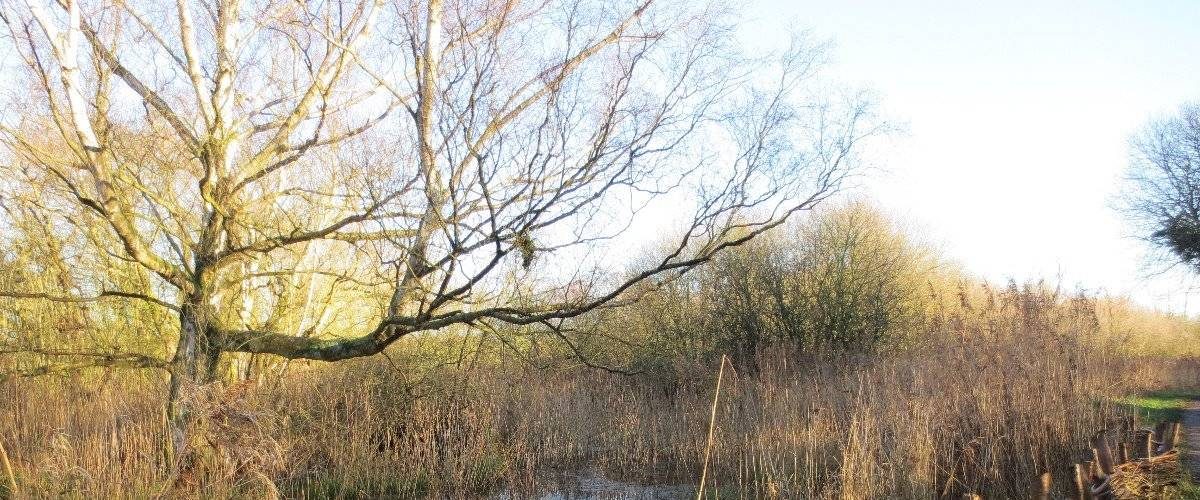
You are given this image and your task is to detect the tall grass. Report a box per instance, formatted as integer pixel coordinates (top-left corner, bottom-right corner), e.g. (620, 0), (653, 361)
(2, 284), (1196, 498)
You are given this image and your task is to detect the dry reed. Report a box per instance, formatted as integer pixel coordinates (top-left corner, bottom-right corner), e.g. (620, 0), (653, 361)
(0, 286), (1197, 498)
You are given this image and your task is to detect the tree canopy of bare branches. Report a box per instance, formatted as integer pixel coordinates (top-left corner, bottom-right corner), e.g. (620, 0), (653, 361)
(0, 0), (881, 450)
(1123, 103), (1200, 272)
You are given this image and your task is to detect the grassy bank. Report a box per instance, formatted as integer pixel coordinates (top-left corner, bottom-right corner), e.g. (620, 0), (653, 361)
(1116, 390), (1200, 424)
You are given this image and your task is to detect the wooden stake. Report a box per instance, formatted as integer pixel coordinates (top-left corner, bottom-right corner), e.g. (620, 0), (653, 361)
(1153, 422), (1169, 454)
(1074, 463), (1091, 500)
(1092, 431), (1115, 476)
(1137, 430), (1153, 459)
(1033, 471), (1051, 500)
(1161, 422), (1180, 453)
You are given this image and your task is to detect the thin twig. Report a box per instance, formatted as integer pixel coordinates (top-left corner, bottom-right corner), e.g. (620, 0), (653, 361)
(0, 435), (17, 498)
(697, 354), (728, 500)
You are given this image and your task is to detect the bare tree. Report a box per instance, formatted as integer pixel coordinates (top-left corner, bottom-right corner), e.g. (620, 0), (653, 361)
(0, 0), (880, 457)
(1123, 103), (1200, 271)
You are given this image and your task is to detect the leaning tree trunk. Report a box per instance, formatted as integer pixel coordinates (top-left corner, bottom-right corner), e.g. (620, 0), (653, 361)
(166, 302), (222, 467)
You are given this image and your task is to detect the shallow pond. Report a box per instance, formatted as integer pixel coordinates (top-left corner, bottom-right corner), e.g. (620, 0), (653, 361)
(495, 469), (693, 500)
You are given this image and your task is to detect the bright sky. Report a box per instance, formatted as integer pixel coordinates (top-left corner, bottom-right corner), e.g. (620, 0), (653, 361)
(745, 0), (1200, 312)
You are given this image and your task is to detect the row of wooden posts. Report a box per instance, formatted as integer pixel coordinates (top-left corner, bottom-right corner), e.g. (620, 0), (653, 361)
(959, 418), (1183, 499)
(1072, 419), (1181, 499)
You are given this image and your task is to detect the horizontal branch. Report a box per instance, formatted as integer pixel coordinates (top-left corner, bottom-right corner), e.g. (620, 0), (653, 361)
(0, 348), (169, 382)
(222, 324), (392, 361)
(0, 289), (180, 312)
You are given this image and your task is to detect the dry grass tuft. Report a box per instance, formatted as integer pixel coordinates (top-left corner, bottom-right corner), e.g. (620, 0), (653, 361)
(1109, 451), (1183, 499)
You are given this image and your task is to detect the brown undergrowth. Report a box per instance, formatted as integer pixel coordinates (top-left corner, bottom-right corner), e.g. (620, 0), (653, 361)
(2, 286), (1198, 499)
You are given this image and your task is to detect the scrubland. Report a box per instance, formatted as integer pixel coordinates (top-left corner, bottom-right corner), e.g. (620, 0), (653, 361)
(3, 203), (1199, 499)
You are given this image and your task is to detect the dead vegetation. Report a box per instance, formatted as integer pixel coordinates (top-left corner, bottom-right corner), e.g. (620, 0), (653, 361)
(3, 284), (1199, 498)
(1107, 451), (1183, 499)
(1059, 421), (1186, 499)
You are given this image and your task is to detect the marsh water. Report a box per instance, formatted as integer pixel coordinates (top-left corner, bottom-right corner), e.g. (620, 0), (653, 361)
(495, 469), (692, 499)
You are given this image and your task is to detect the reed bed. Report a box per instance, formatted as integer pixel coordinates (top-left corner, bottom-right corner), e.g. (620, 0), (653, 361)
(0, 286), (1197, 499)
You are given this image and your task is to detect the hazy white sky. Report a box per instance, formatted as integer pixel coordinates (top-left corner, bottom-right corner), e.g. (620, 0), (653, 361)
(744, 0), (1200, 311)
